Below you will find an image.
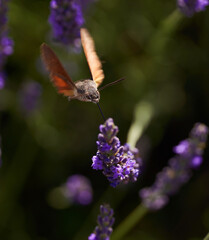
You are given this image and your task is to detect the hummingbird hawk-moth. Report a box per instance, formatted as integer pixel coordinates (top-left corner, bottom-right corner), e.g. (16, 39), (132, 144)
(40, 28), (104, 104)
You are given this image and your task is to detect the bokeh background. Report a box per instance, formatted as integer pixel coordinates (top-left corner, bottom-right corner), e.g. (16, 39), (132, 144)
(0, 0), (209, 239)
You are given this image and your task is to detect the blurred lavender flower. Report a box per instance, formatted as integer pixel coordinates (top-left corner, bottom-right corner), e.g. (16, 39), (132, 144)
(140, 123), (208, 210)
(92, 118), (142, 187)
(0, 0), (14, 88)
(49, 0), (93, 47)
(88, 204), (114, 240)
(18, 81), (42, 116)
(177, 0), (209, 17)
(62, 174), (93, 205)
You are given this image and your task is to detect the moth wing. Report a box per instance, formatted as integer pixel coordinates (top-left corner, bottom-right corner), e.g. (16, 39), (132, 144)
(80, 28), (104, 88)
(40, 43), (77, 97)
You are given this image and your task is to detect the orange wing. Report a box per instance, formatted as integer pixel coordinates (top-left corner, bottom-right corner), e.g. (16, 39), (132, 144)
(80, 28), (104, 88)
(40, 43), (77, 97)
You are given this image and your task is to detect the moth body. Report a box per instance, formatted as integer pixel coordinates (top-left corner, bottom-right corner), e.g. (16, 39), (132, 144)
(73, 79), (100, 103)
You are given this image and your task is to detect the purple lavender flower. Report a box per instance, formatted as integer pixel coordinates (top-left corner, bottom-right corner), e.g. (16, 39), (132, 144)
(49, 0), (91, 47)
(18, 81), (42, 116)
(177, 0), (209, 17)
(88, 204), (115, 240)
(140, 123), (208, 210)
(62, 174), (93, 205)
(92, 118), (142, 187)
(0, 0), (13, 88)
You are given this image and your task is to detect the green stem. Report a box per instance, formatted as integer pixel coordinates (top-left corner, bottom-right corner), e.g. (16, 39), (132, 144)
(127, 101), (154, 148)
(147, 9), (183, 55)
(111, 204), (148, 240)
(203, 232), (209, 240)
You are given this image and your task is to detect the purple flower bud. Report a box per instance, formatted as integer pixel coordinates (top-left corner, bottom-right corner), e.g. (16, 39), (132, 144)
(92, 118), (142, 187)
(98, 134), (106, 142)
(88, 204), (114, 240)
(173, 140), (189, 155)
(63, 174), (93, 205)
(92, 156), (103, 170)
(190, 123), (209, 142)
(191, 156), (202, 168)
(48, 0), (93, 48)
(140, 122), (208, 210)
(177, 0), (209, 17)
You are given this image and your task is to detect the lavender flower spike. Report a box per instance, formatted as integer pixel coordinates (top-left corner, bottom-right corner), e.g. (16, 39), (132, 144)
(177, 0), (209, 17)
(0, 0), (14, 88)
(49, 0), (85, 47)
(140, 123), (208, 210)
(92, 118), (142, 187)
(88, 204), (115, 240)
(62, 174), (93, 205)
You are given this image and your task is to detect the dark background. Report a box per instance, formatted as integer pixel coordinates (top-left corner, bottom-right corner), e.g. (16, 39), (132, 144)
(0, 0), (209, 239)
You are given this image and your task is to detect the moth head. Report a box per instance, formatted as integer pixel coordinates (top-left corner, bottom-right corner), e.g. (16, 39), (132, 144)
(85, 90), (100, 103)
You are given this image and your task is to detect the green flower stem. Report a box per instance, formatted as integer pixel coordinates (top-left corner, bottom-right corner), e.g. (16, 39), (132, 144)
(147, 9), (183, 55)
(204, 232), (209, 240)
(127, 101), (154, 148)
(111, 204), (148, 240)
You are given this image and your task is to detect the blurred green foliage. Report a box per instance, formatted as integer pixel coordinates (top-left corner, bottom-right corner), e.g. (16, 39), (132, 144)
(0, 0), (209, 239)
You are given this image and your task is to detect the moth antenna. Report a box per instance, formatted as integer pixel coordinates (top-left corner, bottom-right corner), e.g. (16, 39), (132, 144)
(97, 103), (106, 121)
(98, 77), (125, 91)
